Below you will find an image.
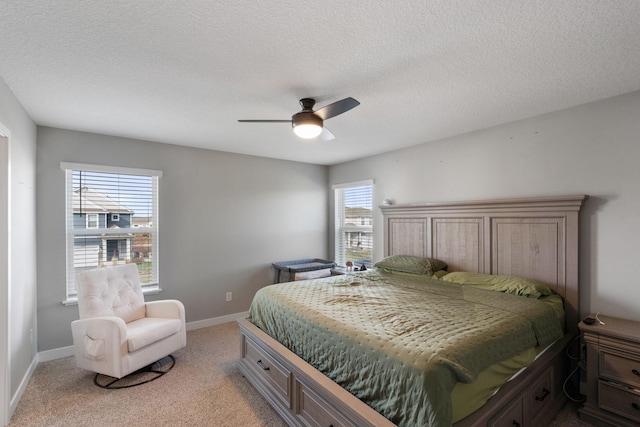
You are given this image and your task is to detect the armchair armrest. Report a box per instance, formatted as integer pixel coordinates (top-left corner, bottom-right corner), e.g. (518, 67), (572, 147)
(71, 316), (127, 345)
(71, 316), (128, 375)
(145, 299), (185, 321)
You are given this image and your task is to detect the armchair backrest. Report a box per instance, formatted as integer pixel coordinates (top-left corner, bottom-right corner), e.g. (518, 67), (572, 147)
(76, 264), (146, 323)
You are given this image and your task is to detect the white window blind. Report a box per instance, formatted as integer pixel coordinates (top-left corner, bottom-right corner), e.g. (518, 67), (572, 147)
(62, 162), (162, 301)
(333, 180), (373, 268)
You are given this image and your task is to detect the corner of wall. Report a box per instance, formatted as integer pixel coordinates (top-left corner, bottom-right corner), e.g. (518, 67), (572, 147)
(9, 352), (38, 421)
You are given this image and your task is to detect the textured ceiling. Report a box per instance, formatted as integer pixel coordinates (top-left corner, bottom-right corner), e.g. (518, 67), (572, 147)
(1, 1), (640, 165)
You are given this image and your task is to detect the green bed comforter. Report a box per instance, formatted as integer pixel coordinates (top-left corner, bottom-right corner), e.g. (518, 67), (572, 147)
(247, 269), (563, 427)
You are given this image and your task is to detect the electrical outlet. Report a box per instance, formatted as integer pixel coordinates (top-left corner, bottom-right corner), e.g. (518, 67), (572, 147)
(226, 292), (232, 302)
(29, 328), (33, 343)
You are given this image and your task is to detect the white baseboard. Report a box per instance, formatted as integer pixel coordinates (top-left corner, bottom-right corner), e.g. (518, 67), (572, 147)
(38, 345), (75, 362)
(186, 311), (249, 331)
(10, 353), (38, 419)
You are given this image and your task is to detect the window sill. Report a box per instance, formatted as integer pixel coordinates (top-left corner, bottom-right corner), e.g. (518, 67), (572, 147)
(62, 286), (163, 306)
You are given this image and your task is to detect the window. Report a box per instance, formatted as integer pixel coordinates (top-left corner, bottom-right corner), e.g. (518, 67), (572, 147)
(62, 162), (162, 302)
(86, 213), (99, 229)
(333, 180), (373, 269)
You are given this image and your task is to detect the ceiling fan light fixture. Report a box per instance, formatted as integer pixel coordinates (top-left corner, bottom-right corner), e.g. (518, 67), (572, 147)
(292, 112), (323, 139)
(293, 123), (322, 139)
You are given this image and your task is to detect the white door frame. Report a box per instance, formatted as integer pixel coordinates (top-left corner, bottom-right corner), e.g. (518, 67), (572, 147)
(0, 124), (10, 426)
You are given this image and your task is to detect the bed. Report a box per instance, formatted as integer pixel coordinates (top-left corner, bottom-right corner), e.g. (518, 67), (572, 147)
(238, 195), (588, 427)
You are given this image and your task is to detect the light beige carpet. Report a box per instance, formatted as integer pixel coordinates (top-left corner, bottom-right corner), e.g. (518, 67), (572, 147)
(9, 322), (592, 426)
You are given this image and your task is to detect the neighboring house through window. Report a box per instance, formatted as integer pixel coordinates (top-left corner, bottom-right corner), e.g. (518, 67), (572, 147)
(61, 162), (162, 302)
(333, 180), (373, 269)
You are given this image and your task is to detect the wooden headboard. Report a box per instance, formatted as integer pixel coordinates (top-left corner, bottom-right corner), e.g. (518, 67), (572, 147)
(380, 195), (588, 334)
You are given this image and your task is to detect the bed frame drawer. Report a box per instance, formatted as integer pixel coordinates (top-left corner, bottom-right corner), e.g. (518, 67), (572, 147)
(296, 378), (354, 427)
(241, 335), (293, 409)
(486, 363), (555, 427)
(529, 364), (554, 425)
(488, 396), (524, 427)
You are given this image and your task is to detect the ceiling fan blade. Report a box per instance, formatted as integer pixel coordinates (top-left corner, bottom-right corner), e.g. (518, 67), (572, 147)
(237, 119), (291, 123)
(238, 120), (291, 123)
(315, 97), (360, 120)
(320, 127), (335, 141)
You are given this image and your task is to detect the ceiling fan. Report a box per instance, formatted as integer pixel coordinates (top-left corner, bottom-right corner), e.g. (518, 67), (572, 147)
(238, 97), (360, 140)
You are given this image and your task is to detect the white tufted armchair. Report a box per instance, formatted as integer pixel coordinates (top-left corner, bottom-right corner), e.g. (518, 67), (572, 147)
(71, 263), (186, 379)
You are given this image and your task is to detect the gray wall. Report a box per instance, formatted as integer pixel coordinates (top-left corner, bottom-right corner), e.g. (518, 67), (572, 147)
(36, 127), (329, 351)
(329, 90), (640, 323)
(0, 77), (38, 408)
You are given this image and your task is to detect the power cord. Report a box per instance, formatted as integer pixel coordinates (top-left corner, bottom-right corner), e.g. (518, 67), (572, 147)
(563, 334), (586, 402)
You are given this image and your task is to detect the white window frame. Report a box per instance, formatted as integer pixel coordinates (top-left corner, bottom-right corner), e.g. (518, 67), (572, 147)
(110, 213), (120, 222)
(86, 213), (99, 229)
(333, 179), (374, 269)
(61, 162), (163, 304)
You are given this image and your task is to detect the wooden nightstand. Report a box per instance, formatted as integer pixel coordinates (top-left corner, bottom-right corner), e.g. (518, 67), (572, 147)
(578, 314), (640, 427)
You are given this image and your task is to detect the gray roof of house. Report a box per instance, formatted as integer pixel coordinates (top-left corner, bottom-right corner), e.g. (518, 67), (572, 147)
(73, 186), (134, 214)
(345, 207), (372, 217)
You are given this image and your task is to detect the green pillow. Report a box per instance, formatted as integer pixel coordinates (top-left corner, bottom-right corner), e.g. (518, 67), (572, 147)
(441, 271), (554, 298)
(432, 269), (449, 279)
(374, 255), (447, 276)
